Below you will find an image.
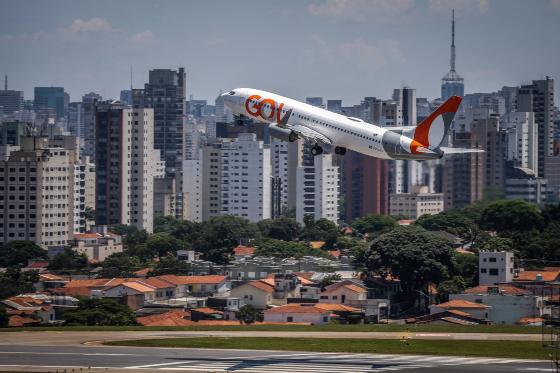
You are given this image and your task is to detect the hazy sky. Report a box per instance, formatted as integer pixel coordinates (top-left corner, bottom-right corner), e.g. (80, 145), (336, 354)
(1, 0), (559, 105)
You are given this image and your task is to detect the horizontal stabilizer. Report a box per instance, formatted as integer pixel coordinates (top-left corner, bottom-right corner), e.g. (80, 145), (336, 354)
(441, 147), (485, 154)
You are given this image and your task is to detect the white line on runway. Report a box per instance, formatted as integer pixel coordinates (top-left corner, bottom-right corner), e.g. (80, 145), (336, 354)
(516, 369), (554, 372)
(0, 351), (139, 356)
(125, 361), (191, 369)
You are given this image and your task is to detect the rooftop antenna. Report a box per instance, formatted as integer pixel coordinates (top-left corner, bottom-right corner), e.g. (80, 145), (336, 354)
(450, 8), (456, 72)
(4, 74), (7, 91)
(130, 65), (133, 91)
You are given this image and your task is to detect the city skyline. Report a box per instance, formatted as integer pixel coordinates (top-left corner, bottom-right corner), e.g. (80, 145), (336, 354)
(1, 0), (560, 105)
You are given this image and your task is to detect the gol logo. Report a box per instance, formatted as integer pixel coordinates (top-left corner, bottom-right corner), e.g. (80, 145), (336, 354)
(245, 95), (291, 125)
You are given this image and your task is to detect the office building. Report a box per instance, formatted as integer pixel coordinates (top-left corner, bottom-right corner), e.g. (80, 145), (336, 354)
(0, 75), (24, 115)
(94, 102), (155, 233)
(67, 102), (83, 138)
(341, 150), (388, 223)
(517, 77), (555, 178)
(81, 92), (102, 158)
(327, 100), (342, 114)
(441, 10), (464, 99)
(0, 121), (29, 146)
(295, 141), (339, 223)
(120, 90), (133, 106)
(34, 87), (69, 119)
(306, 97), (324, 108)
(389, 186), (444, 219)
(505, 168), (548, 205)
(393, 87), (417, 127)
(0, 137), (76, 248)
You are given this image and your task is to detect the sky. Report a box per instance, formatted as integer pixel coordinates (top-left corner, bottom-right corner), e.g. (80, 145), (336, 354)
(1, 0), (559, 106)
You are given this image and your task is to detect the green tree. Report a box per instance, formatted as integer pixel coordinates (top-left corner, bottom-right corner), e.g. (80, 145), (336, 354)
(351, 214), (397, 236)
(64, 297), (137, 326)
(300, 218), (339, 248)
(362, 226), (454, 295)
(109, 224), (139, 236)
(252, 238), (327, 258)
(0, 306), (9, 328)
(452, 253), (479, 287)
(415, 210), (479, 244)
(480, 236), (513, 252)
(257, 217), (301, 241)
(437, 276), (467, 303)
(479, 200), (544, 233)
(196, 216), (259, 264)
(147, 254), (191, 276)
(146, 232), (185, 257)
(0, 268), (39, 299)
(318, 273), (342, 290)
(48, 248), (88, 272)
(236, 304), (259, 324)
(0, 241), (48, 267)
(98, 252), (143, 278)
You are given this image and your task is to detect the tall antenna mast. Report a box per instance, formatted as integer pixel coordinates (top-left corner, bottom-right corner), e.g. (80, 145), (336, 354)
(4, 74), (7, 91)
(450, 9), (456, 72)
(130, 65), (133, 91)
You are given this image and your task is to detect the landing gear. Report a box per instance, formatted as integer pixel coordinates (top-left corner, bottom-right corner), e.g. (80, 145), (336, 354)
(288, 131), (298, 142)
(335, 146), (347, 155)
(311, 144), (323, 156)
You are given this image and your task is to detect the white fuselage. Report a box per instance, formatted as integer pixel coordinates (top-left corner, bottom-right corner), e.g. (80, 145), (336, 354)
(223, 88), (394, 159)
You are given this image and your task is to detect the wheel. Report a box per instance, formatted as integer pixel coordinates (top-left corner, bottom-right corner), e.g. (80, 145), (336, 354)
(288, 131), (298, 142)
(311, 144), (323, 156)
(335, 146), (347, 155)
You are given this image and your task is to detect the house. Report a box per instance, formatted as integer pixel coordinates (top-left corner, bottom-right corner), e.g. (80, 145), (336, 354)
(313, 303), (364, 324)
(1, 295), (56, 325)
(450, 285), (545, 324)
(190, 307), (224, 322)
(320, 281), (368, 304)
(104, 282), (156, 308)
(69, 232), (123, 262)
(430, 299), (491, 320)
(138, 277), (176, 300)
(233, 245), (255, 260)
(34, 273), (67, 292)
(409, 310), (488, 325)
(230, 280), (274, 309)
(156, 275), (228, 297)
(263, 304), (332, 325)
(513, 268), (560, 295)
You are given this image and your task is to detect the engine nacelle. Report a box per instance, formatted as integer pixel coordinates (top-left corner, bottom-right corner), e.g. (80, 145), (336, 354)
(268, 124), (295, 142)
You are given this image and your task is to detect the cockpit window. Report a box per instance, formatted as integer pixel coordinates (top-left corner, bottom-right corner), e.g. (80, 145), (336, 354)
(228, 91), (235, 95)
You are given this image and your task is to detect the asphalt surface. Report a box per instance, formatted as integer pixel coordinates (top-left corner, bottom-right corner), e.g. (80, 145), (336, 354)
(0, 331), (552, 372)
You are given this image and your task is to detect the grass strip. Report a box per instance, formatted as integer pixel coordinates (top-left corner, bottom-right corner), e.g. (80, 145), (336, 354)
(0, 324), (543, 334)
(105, 337), (550, 360)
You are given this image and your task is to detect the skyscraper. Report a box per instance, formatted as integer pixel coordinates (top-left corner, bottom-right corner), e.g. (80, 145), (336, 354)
(517, 77), (555, 178)
(0, 75), (24, 115)
(94, 102), (155, 233)
(34, 87), (69, 119)
(134, 68), (186, 217)
(441, 9), (464, 100)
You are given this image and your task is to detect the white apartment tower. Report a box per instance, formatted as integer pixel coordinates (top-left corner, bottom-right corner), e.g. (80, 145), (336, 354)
(503, 112), (538, 174)
(296, 141), (339, 224)
(0, 138), (75, 247)
(220, 133), (271, 222)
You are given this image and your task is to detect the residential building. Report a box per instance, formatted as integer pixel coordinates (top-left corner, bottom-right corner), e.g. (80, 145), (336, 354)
(327, 99), (342, 114)
(430, 300), (490, 320)
(505, 167), (548, 205)
(67, 102), (83, 139)
(34, 87), (69, 119)
(133, 68), (186, 217)
(0, 121), (28, 146)
(69, 232), (123, 262)
(0, 137), (75, 247)
(0, 75), (24, 115)
(263, 303), (332, 324)
(389, 185), (444, 219)
(81, 92), (102, 158)
(319, 281), (368, 304)
(503, 112), (538, 174)
(517, 77), (555, 177)
(306, 97), (324, 108)
(478, 251), (514, 286)
(295, 141), (339, 223)
(230, 280), (274, 309)
(341, 151), (389, 222)
(94, 102), (155, 233)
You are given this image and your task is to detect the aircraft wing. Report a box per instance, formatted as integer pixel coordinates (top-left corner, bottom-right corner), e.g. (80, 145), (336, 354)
(441, 147), (485, 154)
(290, 124), (333, 146)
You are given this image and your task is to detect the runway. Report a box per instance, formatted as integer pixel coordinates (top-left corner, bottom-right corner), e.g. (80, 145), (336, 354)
(0, 345), (553, 372)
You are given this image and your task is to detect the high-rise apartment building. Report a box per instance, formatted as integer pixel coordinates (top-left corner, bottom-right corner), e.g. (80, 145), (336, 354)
(393, 87), (417, 127)
(0, 137), (76, 247)
(34, 87), (69, 119)
(94, 102), (155, 233)
(341, 150), (388, 223)
(0, 75), (24, 115)
(67, 102), (83, 139)
(502, 112), (538, 174)
(133, 68), (186, 217)
(441, 10), (464, 99)
(81, 92), (102, 158)
(517, 77), (555, 178)
(295, 141), (339, 223)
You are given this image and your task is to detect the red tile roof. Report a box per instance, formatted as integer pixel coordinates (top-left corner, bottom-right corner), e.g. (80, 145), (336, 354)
(515, 270), (560, 282)
(324, 282), (367, 294)
(9, 314), (40, 327)
(517, 317), (543, 325)
(246, 280), (275, 293)
(134, 268), (151, 276)
(73, 233), (101, 239)
(435, 300), (490, 309)
(192, 307), (223, 315)
(118, 282), (155, 293)
(463, 285), (530, 295)
(327, 250), (341, 259)
(39, 273), (65, 281)
(314, 303), (361, 312)
(139, 277), (175, 289)
(26, 261), (49, 269)
(137, 310), (192, 326)
(233, 245), (255, 256)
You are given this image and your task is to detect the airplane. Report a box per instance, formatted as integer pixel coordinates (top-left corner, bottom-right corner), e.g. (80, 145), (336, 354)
(221, 88), (481, 160)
